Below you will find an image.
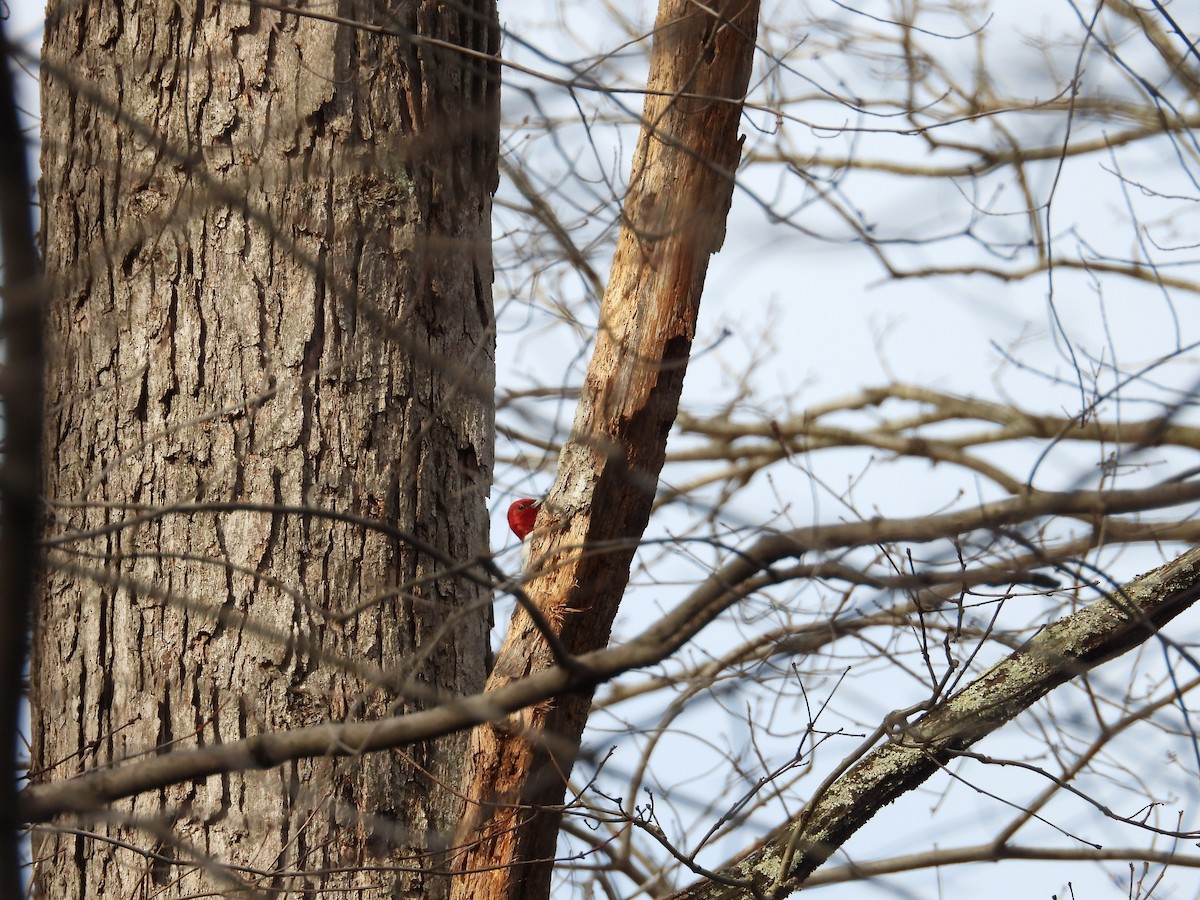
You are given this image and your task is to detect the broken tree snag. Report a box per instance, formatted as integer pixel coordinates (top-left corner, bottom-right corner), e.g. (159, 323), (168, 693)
(451, 2), (762, 899)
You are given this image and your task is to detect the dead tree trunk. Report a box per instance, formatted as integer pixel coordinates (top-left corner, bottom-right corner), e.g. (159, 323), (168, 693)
(451, 2), (761, 898)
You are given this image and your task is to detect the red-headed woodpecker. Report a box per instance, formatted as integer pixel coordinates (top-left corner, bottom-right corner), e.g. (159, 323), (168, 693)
(507, 498), (541, 540)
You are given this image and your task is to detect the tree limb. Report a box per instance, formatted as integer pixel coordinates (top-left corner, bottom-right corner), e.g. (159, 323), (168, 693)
(664, 544), (1200, 899)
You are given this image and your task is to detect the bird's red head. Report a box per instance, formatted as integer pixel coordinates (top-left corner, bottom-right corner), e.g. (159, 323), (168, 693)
(507, 498), (541, 540)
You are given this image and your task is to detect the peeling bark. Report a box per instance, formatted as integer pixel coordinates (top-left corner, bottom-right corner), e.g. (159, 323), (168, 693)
(451, 3), (762, 899)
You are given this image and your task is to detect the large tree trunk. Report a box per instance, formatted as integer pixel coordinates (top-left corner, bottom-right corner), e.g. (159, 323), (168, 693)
(30, 0), (498, 896)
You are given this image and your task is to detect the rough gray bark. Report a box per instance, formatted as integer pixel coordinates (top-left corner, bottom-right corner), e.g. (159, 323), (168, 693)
(30, 0), (498, 896)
